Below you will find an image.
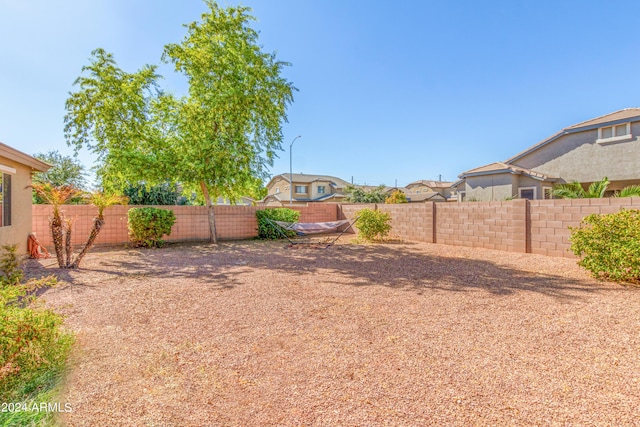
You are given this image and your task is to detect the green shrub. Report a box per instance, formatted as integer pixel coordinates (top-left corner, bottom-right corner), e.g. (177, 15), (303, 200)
(256, 208), (300, 240)
(0, 244), (23, 287)
(385, 189), (408, 204)
(569, 209), (640, 284)
(355, 208), (391, 241)
(0, 269), (73, 409)
(128, 207), (177, 248)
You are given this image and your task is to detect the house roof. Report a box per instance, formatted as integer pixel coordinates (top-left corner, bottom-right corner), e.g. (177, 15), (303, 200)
(406, 180), (454, 188)
(260, 192), (347, 204)
(406, 192), (446, 202)
(0, 142), (51, 172)
(506, 108), (640, 164)
(565, 108), (640, 130)
(458, 161), (557, 181)
(266, 173), (350, 188)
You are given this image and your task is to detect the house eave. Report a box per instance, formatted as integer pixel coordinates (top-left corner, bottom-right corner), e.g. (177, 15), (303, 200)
(506, 115), (640, 164)
(0, 142), (52, 172)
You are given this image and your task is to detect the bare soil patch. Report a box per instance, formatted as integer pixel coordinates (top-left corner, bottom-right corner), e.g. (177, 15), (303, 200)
(31, 240), (640, 426)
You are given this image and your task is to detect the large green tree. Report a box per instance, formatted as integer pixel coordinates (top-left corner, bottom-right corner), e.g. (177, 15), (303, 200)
(64, 2), (295, 243)
(33, 150), (87, 189)
(32, 151), (87, 204)
(345, 185), (388, 203)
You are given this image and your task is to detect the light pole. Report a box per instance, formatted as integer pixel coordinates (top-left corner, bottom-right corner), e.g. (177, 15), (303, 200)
(289, 135), (301, 205)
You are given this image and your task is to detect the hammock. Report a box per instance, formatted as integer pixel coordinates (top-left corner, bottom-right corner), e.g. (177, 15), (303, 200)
(265, 217), (359, 248)
(273, 219), (352, 235)
(28, 233), (50, 259)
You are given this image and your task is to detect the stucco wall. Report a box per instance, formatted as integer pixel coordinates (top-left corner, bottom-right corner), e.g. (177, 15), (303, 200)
(0, 156), (34, 254)
(267, 177), (289, 196)
(464, 173), (516, 201)
(514, 123), (640, 183)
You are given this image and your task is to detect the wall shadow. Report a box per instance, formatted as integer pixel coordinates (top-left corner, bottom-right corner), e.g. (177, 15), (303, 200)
(22, 240), (621, 302)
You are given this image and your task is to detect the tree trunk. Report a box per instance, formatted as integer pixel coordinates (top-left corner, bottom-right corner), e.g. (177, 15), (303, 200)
(64, 219), (73, 268)
(69, 216), (105, 269)
(200, 181), (218, 244)
(50, 215), (65, 268)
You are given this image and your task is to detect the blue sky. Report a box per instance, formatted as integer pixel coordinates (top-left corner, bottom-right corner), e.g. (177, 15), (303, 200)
(2, 1), (640, 188)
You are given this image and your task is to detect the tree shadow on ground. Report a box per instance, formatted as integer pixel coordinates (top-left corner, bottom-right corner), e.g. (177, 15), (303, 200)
(217, 241), (619, 301)
(23, 240), (623, 301)
(24, 243), (251, 293)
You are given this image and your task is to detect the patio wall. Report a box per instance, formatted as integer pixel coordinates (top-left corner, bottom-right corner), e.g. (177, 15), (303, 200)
(31, 203), (339, 248)
(32, 198), (640, 257)
(338, 198), (640, 258)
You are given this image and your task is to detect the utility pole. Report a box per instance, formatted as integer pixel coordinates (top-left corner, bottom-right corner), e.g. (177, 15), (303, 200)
(289, 135), (301, 206)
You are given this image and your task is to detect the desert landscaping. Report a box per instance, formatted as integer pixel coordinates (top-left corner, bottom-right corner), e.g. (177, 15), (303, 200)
(31, 240), (640, 426)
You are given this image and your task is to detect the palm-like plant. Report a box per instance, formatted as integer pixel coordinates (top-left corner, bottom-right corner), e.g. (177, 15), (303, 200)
(30, 183), (83, 268)
(30, 184), (127, 268)
(552, 177), (610, 199)
(70, 192), (127, 269)
(616, 185), (640, 198)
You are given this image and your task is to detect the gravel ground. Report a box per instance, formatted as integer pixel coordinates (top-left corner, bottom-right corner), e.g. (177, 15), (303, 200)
(31, 240), (640, 426)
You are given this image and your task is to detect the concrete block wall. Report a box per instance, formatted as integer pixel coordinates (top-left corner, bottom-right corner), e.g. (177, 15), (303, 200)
(377, 203), (435, 243)
(32, 198), (640, 258)
(32, 203), (341, 248)
(434, 199), (527, 253)
(529, 198), (640, 257)
(295, 203), (338, 223)
(32, 204), (130, 248)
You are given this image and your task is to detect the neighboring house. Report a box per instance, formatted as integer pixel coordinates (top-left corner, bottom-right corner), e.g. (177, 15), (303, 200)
(263, 173), (350, 206)
(454, 108), (640, 201)
(404, 180), (455, 202)
(0, 142), (51, 254)
(214, 196), (255, 206)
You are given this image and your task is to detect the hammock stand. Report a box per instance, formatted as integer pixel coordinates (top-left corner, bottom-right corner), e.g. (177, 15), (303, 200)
(265, 217), (359, 248)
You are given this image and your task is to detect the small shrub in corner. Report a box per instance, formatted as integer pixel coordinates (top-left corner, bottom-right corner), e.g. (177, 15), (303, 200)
(355, 208), (391, 242)
(569, 209), (640, 284)
(256, 208), (300, 240)
(128, 207), (177, 248)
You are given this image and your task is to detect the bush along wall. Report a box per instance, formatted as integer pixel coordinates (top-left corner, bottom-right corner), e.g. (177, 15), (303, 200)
(569, 209), (640, 284)
(256, 208), (300, 240)
(354, 208), (391, 242)
(128, 207), (177, 248)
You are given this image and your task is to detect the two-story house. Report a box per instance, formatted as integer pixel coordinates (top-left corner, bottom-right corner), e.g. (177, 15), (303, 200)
(454, 108), (640, 201)
(404, 180), (455, 202)
(262, 173), (350, 206)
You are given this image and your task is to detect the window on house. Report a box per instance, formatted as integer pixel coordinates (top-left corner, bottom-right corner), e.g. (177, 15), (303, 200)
(459, 191), (466, 202)
(597, 123), (631, 144)
(543, 187), (553, 200)
(317, 186), (325, 194)
(0, 173), (11, 227)
(295, 185), (307, 194)
(518, 187), (536, 200)
(275, 187), (280, 194)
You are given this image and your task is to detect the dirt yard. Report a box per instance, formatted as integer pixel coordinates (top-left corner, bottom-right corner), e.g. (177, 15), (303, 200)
(31, 240), (640, 426)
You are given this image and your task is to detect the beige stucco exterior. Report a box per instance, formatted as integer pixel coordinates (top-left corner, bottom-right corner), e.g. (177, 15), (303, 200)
(264, 173), (349, 205)
(513, 123), (640, 185)
(456, 110), (640, 201)
(404, 181), (455, 201)
(0, 143), (50, 254)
